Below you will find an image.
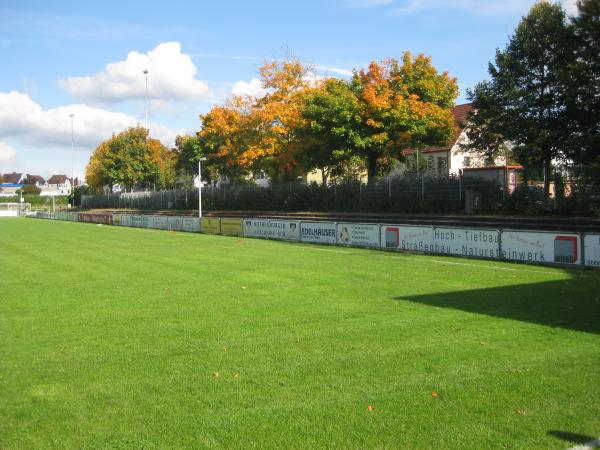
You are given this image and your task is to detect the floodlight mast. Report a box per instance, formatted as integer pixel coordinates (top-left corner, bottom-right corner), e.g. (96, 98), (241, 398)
(69, 113), (75, 199)
(143, 69), (149, 131)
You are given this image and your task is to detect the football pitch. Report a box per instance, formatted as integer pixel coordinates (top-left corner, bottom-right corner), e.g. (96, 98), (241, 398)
(1, 217), (599, 449)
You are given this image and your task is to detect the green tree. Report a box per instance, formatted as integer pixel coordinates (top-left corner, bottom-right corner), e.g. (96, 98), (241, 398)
(566, 0), (600, 166)
(298, 78), (364, 185)
(86, 127), (175, 191)
(173, 135), (217, 185)
(350, 53), (459, 182)
(465, 2), (573, 196)
(21, 184), (41, 195)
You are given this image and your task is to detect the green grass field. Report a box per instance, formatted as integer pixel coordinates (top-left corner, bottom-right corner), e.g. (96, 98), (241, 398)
(1, 218), (599, 449)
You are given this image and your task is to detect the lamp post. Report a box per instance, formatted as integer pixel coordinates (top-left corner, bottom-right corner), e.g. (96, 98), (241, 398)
(143, 69), (149, 130)
(69, 113), (75, 198)
(198, 157), (207, 219)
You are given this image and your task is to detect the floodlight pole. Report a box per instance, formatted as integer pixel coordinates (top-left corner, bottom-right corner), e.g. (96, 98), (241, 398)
(69, 113), (75, 196)
(143, 69), (149, 131)
(198, 157), (207, 219)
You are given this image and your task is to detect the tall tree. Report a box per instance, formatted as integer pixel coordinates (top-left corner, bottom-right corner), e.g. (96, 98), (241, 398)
(465, 1), (573, 196)
(297, 78), (363, 185)
(566, 0), (600, 166)
(247, 58), (312, 182)
(197, 102), (253, 184)
(350, 53), (458, 182)
(86, 127), (175, 191)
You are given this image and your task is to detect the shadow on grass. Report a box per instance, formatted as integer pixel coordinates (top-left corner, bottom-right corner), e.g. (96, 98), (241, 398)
(395, 279), (600, 334)
(547, 430), (598, 445)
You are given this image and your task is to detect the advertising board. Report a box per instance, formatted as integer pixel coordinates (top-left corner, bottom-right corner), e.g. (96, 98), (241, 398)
(221, 218), (243, 236)
(300, 221), (337, 244)
(337, 223), (380, 248)
(501, 230), (580, 265)
(182, 217), (200, 233)
(168, 216), (184, 231)
(130, 215), (150, 228)
(381, 225), (434, 252)
(201, 217), (221, 234)
(244, 219), (300, 241)
(432, 227), (500, 258)
(584, 234), (600, 268)
(119, 214), (132, 227)
(79, 213), (113, 225)
(152, 216), (169, 230)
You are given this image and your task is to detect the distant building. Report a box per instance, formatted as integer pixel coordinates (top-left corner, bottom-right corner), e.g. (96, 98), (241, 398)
(26, 175), (46, 187)
(462, 166), (523, 194)
(0, 173), (25, 196)
(41, 175), (72, 196)
(399, 103), (509, 178)
(2, 172), (25, 184)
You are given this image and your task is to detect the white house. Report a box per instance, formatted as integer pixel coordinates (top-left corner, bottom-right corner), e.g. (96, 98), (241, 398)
(41, 175), (72, 196)
(400, 103), (508, 177)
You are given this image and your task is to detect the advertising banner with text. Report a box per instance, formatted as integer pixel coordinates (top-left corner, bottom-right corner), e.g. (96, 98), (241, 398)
(501, 230), (580, 265)
(201, 217), (221, 234)
(300, 222), (337, 244)
(433, 227), (500, 259)
(584, 234), (600, 268)
(381, 225), (434, 252)
(244, 219), (300, 241)
(337, 223), (380, 248)
(221, 218), (243, 236)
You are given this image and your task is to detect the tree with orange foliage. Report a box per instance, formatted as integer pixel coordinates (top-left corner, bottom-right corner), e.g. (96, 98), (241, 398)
(86, 127), (175, 191)
(350, 52), (459, 181)
(246, 58), (312, 182)
(197, 100), (254, 184)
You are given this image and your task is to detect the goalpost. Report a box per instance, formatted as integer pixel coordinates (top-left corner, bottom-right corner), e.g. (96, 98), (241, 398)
(0, 202), (32, 217)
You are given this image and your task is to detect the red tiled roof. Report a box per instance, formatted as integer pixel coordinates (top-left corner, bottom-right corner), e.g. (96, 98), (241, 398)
(47, 175), (68, 185)
(27, 175), (45, 184)
(404, 103), (474, 155)
(2, 172), (22, 184)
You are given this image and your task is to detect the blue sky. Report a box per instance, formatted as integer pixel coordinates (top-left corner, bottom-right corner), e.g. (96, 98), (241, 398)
(0, 0), (577, 179)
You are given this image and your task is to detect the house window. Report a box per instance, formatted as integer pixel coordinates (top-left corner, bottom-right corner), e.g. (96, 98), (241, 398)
(427, 156), (434, 170)
(437, 156), (448, 176)
(463, 156), (471, 167)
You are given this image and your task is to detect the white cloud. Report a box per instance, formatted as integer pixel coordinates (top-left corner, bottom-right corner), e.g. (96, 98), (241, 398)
(561, 0), (578, 15)
(344, 0), (395, 7)
(0, 91), (182, 150)
(232, 78), (269, 98)
(0, 141), (17, 164)
(345, 0), (541, 15)
(392, 0), (537, 15)
(60, 42), (211, 103)
(316, 66), (354, 77)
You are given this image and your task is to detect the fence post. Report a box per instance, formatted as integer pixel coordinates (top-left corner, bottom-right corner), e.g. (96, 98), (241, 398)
(458, 176), (462, 206)
(388, 179), (392, 201)
(421, 176), (425, 200)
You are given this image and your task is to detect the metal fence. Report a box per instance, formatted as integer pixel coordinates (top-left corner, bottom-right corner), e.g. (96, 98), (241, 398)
(81, 176), (503, 213)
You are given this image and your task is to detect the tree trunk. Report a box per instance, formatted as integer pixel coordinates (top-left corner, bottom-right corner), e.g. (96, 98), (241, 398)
(543, 159), (551, 199)
(367, 155), (378, 183)
(321, 168), (329, 187)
